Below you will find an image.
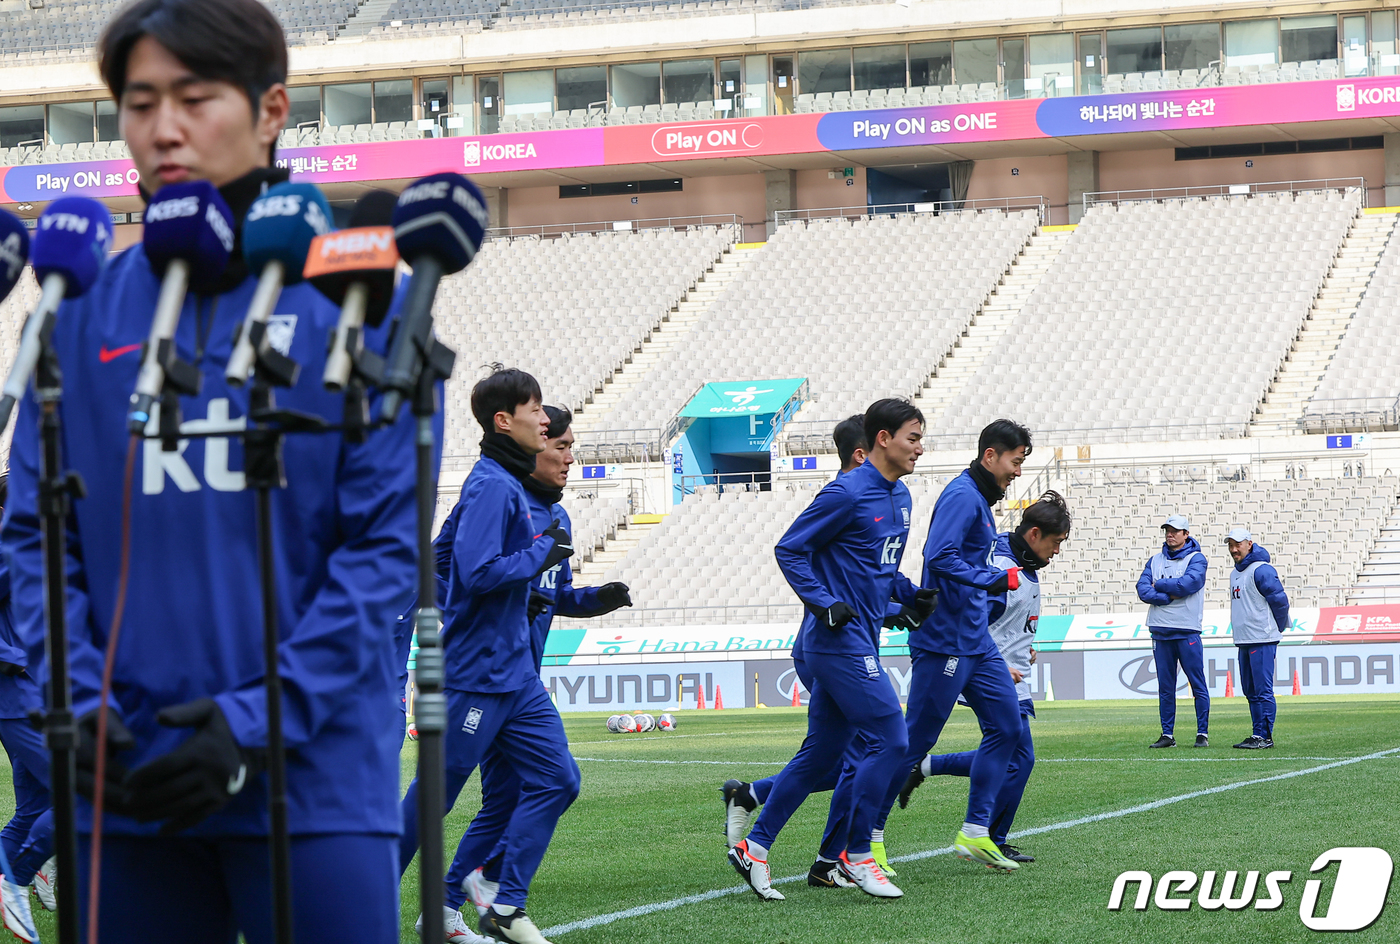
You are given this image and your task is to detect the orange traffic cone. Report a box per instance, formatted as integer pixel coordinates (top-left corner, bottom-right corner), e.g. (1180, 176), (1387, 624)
(1292, 671), (1301, 696)
(1224, 671), (1234, 698)
(714, 685), (724, 710)
(791, 682), (801, 707)
(697, 683), (707, 711)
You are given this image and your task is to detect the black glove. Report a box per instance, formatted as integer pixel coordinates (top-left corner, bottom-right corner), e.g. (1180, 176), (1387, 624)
(537, 519), (573, 575)
(123, 698), (263, 835)
(596, 582), (632, 613)
(75, 708), (137, 812)
(885, 589), (937, 631)
(911, 587), (939, 622)
(528, 590), (551, 621)
(813, 601), (856, 631)
(986, 572), (1010, 595)
(0, 661), (23, 677)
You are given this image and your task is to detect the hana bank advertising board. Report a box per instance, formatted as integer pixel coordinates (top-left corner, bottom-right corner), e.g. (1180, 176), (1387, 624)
(4, 75), (1400, 203)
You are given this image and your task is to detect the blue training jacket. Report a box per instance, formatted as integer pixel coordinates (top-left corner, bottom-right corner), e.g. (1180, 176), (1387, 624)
(911, 467), (1007, 656)
(441, 457), (559, 693)
(987, 532), (1040, 626)
(0, 552), (40, 721)
(775, 459), (917, 659)
(1, 242), (424, 837)
(522, 493), (603, 671)
(1136, 536), (1208, 639)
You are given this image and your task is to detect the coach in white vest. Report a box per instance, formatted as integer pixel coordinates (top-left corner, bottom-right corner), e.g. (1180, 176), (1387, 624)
(1136, 514), (1211, 748)
(1226, 527), (1290, 750)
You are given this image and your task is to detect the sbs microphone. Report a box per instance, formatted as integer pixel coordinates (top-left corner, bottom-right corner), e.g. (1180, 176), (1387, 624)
(226, 182), (332, 385)
(378, 172), (488, 423)
(0, 199), (112, 431)
(128, 181), (235, 434)
(307, 190), (399, 391)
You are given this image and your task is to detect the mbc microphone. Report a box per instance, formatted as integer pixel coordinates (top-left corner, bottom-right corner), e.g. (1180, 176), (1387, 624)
(0, 199), (112, 431)
(225, 182), (332, 385)
(379, 172), (488, 423)
(128, 181), (235, 434)
(309, 190), (399, 391)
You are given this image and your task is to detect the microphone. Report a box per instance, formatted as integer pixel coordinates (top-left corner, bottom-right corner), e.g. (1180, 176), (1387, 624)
(378, 172), (488, 423)
(128, 181), (235, 434)
(308, 190), (399, 391)
(0, 199), (112, 431)
(226, 182), (332, 385)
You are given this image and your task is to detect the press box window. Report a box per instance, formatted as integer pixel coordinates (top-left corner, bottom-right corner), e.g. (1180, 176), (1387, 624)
(560, 179), (683, 198)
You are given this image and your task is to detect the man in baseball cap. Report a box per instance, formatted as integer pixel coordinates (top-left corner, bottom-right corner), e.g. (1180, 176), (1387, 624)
(1136, 514), (1211, 748)
(1226, 527), (1289, 749)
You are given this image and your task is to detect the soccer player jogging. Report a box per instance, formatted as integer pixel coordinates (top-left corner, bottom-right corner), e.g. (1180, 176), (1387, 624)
(897, 491), (1072, 865)
(722, 414), (931, 888)
(874, 419), (1032, 874)
(1136, 515), (1211, 748)
(729, 399), (927, 901)
(398, 370), (581, 944)
(1225, 527), (1289, 750)
(3, 1), (423, 939)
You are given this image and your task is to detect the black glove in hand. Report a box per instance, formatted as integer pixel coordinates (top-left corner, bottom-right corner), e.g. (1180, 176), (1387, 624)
(537, 519), (574, 575)
(528, 590), (551, 621)
(596, 582), (632, 613)
(884, 605), (922, 631)
(123, 698), (262, 835)
(986, 572), (1010, 595)
(911, 587), (939, 623)
(814, 601), (856, 631)
(75, 709), (137, 813)
(0, 661), (23, 677)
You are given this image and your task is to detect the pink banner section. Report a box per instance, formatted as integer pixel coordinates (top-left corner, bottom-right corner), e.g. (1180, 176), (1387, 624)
(274, 128), (606, 182)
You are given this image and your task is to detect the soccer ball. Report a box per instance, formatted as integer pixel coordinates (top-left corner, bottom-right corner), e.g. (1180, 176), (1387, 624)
(605, 714), (622, 732)
(616, 713), (638, 733)
(406, 721), (418, 741)
(658, 713), (677, 731)
(634, 713), (656, 732)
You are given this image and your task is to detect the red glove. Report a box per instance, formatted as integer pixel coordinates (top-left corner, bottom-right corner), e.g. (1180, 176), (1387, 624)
(1006, 567), (1021, 592)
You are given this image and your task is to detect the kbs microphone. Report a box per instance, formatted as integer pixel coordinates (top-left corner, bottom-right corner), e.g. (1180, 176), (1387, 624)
(0, 199), (112, 431)
(307, 190), (399, 391)
(128, 181), (235, 434)
(378, 173), (488, 423)
(225, 182), (332, 385)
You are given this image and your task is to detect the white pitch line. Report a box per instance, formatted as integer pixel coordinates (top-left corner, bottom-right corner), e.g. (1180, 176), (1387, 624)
(539, 745), (1400, 938)
(574, 757), (787, 766)
(568, 732), (785, 747)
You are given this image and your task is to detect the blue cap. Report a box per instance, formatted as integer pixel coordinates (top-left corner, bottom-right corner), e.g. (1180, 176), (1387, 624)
(392, 172), (487, 274)
(143, 180), (235, 291)
(33, 197), (112, 297)
(0, 210), (29, 302)
(243, 182), (332, 285)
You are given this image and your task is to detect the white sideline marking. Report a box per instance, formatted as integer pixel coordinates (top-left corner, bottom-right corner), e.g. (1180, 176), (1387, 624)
(568, 732), (776, 747)
(574, 757), (787, 766)
(572, 755), (1356, 767)
(539, 745), (1400, 937)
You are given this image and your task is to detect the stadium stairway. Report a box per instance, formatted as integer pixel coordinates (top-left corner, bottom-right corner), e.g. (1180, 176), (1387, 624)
(571, 242), (764, 438)
(573, 513), (664, 580)
(911, 227), (1073, 425)
(1351, 500), (1400, 605)
(1251, 210), (1400, 435)
(338, 0), (390, 36)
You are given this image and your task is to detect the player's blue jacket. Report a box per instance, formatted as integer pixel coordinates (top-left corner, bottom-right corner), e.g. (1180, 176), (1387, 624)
(522, 492), (603, 670)
(1, 220), (423, 837)
(394, 499), (463, 712)
(776, 459), (917, 658)
(0, 553), (40, 721)
(441, 456), (559, 693)
(911, 466), (1008, 656)
(987, 532), (1040, 626)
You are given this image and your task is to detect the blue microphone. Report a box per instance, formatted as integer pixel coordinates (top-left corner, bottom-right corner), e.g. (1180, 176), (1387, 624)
(0, 199), (112, 431)
(129, 181), (235, 433)
(225, 182), (332, 385)
(378, 172), (488, 422)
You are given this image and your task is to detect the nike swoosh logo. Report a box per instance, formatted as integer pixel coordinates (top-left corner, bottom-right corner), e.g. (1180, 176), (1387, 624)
(874, 516), (885, 521)
(98, 343), (142, 363)
(227, 763), (247, 796)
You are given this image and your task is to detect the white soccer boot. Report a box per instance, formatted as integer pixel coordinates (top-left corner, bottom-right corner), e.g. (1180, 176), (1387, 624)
(30, 858), (55, 913)
(838, 852), (904, 899)
(414, 905), (492, 943)
(463, 867), (500, 917)
(0, 875), (37, 943)
(727, 839), (785, 901)
(479, 906), (553, 944)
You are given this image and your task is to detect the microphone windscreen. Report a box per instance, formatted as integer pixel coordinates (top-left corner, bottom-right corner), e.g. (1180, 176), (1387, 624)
(349, 189), (399, 229)
(391, 172), (488, 275)
(0, 210), (30, 303)
(243, 182), (332, 284)
(33, 197), (112, 298)
(143, 180), (235, 290)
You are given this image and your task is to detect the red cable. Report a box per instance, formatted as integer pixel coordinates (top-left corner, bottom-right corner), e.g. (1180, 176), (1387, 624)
(86, 434), (137, 944)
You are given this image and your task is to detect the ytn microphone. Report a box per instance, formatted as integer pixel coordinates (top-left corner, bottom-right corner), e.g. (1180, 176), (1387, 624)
(378, 172), (488, 423)
(309, 190), (399, 391)
(128, 181), (235, 434)
(0, 199), (113, 431)
(226, 182), (332, 385)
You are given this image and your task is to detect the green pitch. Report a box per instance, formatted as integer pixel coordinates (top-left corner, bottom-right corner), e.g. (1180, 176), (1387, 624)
(6, 696), (1398, 943)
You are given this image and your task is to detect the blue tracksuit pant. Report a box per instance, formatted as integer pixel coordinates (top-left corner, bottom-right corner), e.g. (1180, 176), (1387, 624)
(1237, 643), (1278, 738)
(399, 684), (580, 909)
(76, 833), (398, 944)
(876, 645), (1021, 832)
(747, 650), (907, 859)
(444, 745), (519, 902)
(1152, 633), (1210, 737)
(922, 699), (1036, 845)
(0, 716), (53, 885)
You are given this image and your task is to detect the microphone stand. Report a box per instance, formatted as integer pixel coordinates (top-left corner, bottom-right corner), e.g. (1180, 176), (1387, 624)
(32, 311), (84, 944)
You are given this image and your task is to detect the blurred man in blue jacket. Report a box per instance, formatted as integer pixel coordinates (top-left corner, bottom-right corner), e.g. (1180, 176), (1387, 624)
(1225, 527), (1289, 750)
(1137, 515), (1211, 748)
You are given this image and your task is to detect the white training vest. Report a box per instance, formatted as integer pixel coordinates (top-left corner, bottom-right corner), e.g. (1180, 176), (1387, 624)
(1230, 560), (1281, 645)
(1146, 550), (1206, 631)
(990, 551), (1039, 701)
